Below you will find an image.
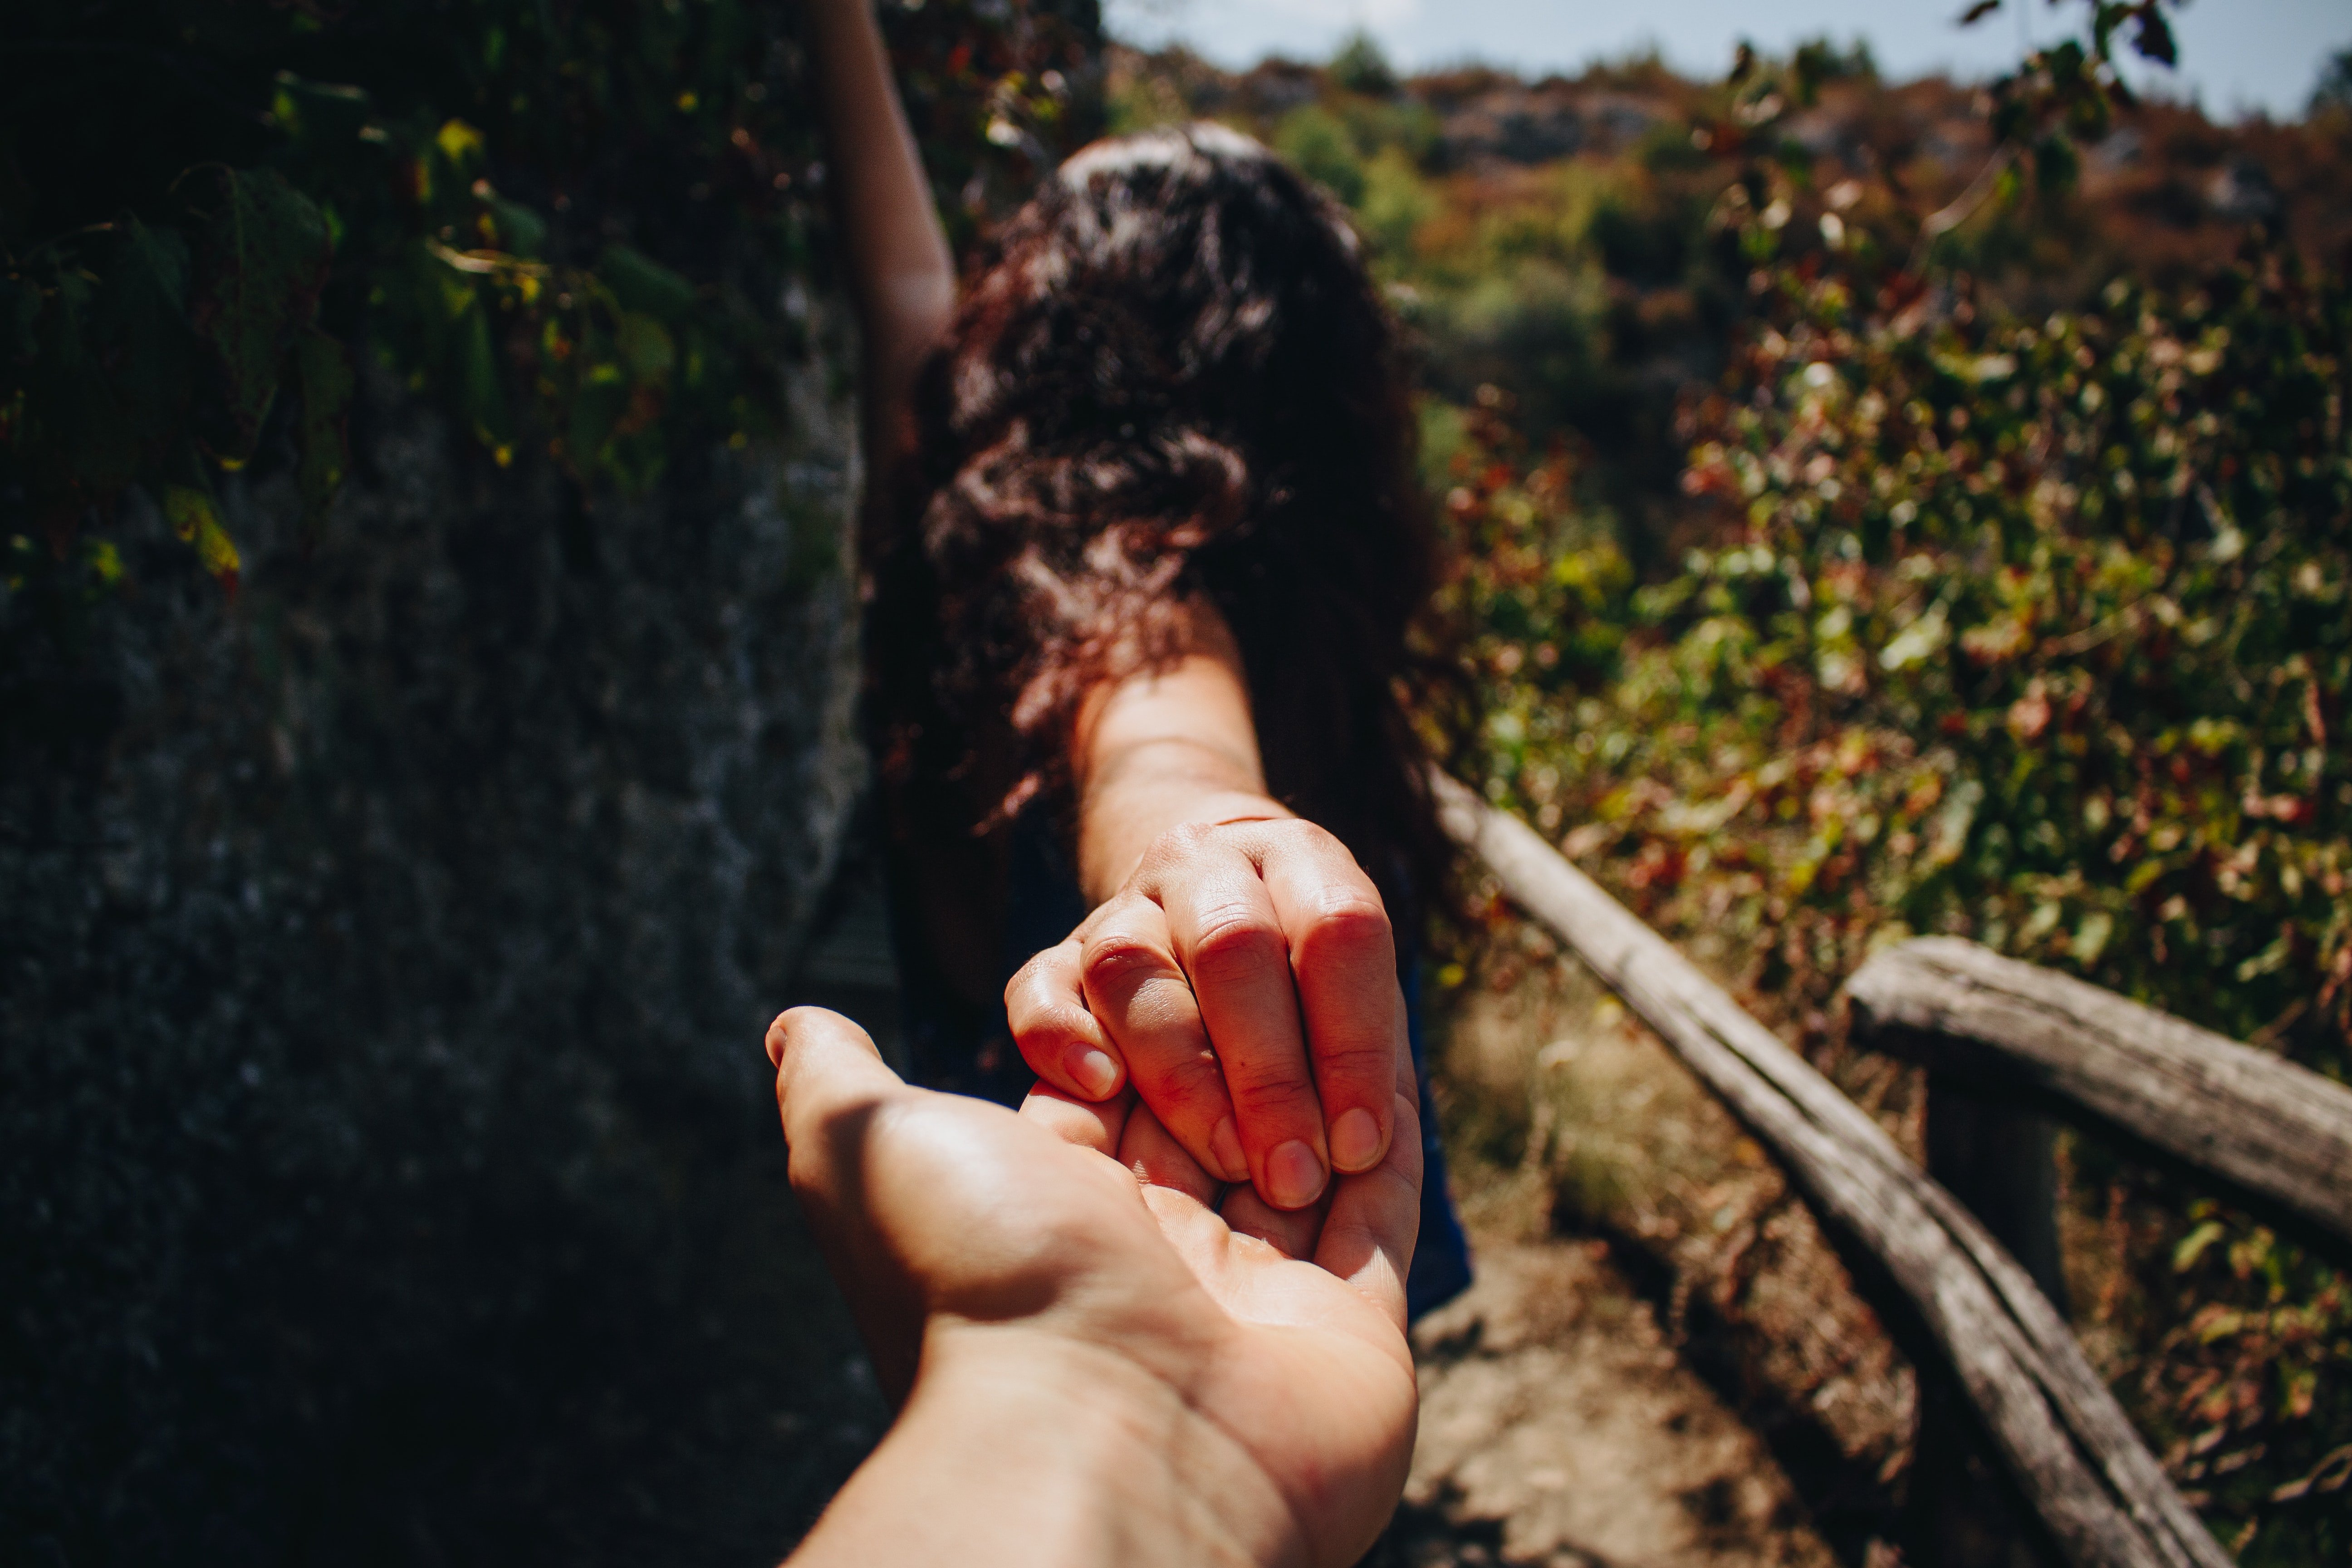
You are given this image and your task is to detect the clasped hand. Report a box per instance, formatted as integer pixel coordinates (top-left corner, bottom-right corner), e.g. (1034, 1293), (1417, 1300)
(1006, 815), (1409, 1212)
(770, 1005), (1420, 1568)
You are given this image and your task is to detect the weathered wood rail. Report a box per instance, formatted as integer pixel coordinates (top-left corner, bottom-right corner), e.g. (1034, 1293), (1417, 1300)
(1434, 776), (2230, 1568)
(1848, 936), (2352, 1256)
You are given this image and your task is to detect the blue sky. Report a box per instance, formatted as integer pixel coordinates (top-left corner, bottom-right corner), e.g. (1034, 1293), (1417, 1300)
(1104, 0), (2352, 120)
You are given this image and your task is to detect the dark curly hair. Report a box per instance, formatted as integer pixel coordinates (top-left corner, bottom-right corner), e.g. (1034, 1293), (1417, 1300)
(868, 122), (1464, 967)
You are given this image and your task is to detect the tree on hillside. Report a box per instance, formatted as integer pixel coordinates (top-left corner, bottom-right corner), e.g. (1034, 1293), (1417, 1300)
(2313, 48), (2352, 115)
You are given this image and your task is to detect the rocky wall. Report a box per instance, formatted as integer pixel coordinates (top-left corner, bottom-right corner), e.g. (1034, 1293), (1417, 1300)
(1, 347), (886, 1563)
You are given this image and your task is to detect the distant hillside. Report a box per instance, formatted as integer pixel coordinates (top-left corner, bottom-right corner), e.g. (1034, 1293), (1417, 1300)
(1105, 40), (2352, 562)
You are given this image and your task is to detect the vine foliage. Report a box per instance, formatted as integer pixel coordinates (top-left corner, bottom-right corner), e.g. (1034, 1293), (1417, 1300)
(0, 0), (1090, 623)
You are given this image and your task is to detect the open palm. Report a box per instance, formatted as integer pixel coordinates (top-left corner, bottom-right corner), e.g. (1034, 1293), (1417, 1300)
(768, 1006), (1422, 1568)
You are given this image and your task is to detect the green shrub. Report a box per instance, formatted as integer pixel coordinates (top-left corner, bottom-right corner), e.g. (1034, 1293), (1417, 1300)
(1273, 104), (1368, 207)
(1445, 246), (2352, 1561)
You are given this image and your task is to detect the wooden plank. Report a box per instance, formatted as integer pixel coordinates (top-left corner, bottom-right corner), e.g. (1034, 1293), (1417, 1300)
(1433, 776), (2227, 1568)
(1913, 1088), (2070, 1568)
(1847, 936), (2352, 1253)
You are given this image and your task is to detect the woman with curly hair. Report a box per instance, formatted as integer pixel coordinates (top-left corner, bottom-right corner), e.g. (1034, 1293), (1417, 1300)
(809, 0), (1471, 1318)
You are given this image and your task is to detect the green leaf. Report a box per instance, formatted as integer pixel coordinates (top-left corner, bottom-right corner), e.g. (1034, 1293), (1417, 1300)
(568, 355), (631, 468)
(2129, 7), (2177, 67)
(83, 536), (123, 589)
(2033, 134), (2080, 193)
(2072, 910), (2113, 966)
(435, 118), (487, 168)
(186, 167), (334, 461)
(101, 218), (196, 441)
(481, 196), (547, 259)
(450, 295), (513, 456)
(162, 482), (241, 590)
(270, 73), (373, 150)
(595, 245), (696, 323)
(616, 312), (676, 383)
(42, 271), (140, 490)
(292, 326), (353, 534)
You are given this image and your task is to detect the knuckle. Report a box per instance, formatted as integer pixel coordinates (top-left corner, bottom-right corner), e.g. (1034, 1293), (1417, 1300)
(1010, 939), (1065, 981)
(1220, 1048), (1317, 1105)
(1297, 897), (1392, 961)
(1311, 1035), (1397, 1085)
(1141, 820), (1225, 875)
(1187, 910), (1286, 982)
(1147, 1049), (1230, 1106)
(1010, 997), (1088, 1049)
(1002, 963), (1047, 1013)
(1269, 815), (1345, 855)
(1004, 945), (1078, 1009)
(1080, 929), (1168, 990)
(1137, 980), (1209, 1036)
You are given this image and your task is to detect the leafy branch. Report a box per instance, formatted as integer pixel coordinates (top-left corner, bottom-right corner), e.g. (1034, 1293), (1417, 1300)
(0, 0), (1091, 619)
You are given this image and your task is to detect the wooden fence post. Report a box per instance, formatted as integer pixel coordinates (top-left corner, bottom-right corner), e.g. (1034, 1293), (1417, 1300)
(1846, 937), (2352, 1261)
(1910, 1087), (2071, 1568)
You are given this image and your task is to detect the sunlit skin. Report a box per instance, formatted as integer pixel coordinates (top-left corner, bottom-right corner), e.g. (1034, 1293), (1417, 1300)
(801, 0), (1425, 1548)
(810, 0), (1416, 1215)
(769, 1006), (1421, 1568)
(1006, 609), (1412, 1211)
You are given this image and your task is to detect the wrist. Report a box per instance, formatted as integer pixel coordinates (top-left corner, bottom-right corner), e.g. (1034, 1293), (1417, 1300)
(799, 1323), (1304, 1568)
(1082, 788), (1296, 902)
(928, 1323), (1307, 1568)
(1171, 788), (1295, 829)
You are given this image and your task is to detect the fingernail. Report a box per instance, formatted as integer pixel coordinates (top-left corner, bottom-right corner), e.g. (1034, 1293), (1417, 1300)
(1065, 1045), (1119, 1099)
(1330, 1107), (1383, 1171)
(1210, 1117), (1249, 1182)
(1265, 1139), (1328, 1209)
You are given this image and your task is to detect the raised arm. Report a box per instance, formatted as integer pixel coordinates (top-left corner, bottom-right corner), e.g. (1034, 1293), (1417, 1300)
(803, 0), (956, 462)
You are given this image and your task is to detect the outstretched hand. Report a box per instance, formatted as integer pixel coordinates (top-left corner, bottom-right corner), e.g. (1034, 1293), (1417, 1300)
(769, 1005), (1421, 1568)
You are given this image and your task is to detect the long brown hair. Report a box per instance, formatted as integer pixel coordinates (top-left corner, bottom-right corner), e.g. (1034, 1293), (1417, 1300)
(868, 122), (1464, 933)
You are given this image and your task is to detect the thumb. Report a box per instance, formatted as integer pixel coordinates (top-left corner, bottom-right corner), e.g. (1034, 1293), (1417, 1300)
(1313, 1088), (1423, 1333)
(764, 1006), (926, 1402)
(765, 1005), (906, 1154)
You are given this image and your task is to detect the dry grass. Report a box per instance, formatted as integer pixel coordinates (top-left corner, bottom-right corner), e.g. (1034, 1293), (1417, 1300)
(1428, 945), (1919, 1552)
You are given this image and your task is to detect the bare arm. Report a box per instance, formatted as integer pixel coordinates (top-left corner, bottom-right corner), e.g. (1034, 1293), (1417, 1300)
(1069, 606), (1286, 902)
(1007, 604), (1411, 1217)
(804, 0), (956, 463)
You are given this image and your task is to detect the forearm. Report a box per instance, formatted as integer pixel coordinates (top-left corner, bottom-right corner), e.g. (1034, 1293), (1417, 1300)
(803, 0), (955, 402)
(1072, 608), (1290, 904)
(790, 1327), (1302, 1568)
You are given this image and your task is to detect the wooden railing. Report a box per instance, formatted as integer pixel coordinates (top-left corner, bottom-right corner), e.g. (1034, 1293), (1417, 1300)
(1847, 936), (2352, 1260)
(1436, 777), (2235, 1568)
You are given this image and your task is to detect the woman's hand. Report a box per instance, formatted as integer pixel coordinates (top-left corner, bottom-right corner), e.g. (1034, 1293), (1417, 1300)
(1005, 816), (1408, 1210)
(770, 1006), (1420, 1568)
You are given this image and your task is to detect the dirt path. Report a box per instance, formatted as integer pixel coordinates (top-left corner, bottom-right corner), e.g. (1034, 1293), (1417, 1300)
(1376, 1233), (1838, 1568)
